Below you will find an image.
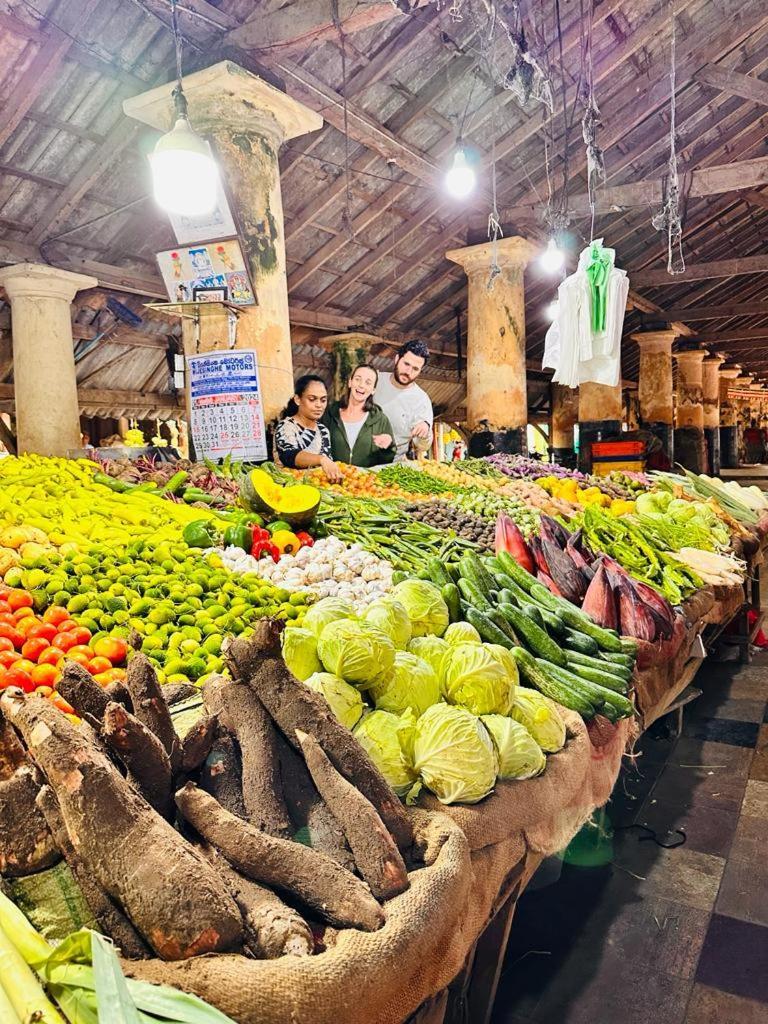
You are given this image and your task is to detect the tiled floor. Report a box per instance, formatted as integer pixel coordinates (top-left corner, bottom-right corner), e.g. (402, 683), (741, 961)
(492, 653), (768, 1024)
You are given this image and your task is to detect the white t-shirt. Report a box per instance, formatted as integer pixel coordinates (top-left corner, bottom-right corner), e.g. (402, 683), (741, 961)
(375, 372), (433, 460)
(343, 415), (366, 453)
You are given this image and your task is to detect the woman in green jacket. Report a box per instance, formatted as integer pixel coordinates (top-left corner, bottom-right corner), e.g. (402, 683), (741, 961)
(322, 364), (397, 467)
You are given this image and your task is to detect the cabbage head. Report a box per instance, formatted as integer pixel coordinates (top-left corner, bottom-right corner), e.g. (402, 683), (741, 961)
(509, 690), (566, 753)
(407, 636), (449, 682)
(412, 704), (498, 805)
(303, 597), (355, 638)
(369, 651), (440, 717)
(317, 619), (394, 688)
(305, 672), (364, 729)
(392, 580), (449, 638)
(441, 642), (514, 716)
(363, 597), (412, 650)
(481, 715), (546, 779)
(443, 621), (481, 645)
(281, 627), (322, 681)
(484, 643), (520, 689)
(353, 709), (417, 796)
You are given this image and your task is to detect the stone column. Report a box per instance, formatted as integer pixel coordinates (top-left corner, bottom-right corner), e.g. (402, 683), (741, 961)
(702, 354), (724, 474)
(446, 237), (537, 457)
(674, 349), (706, 472)
(0, 263), (97, 455)
(577, 381), (623, 473)
(631, 330), (675, 465)
(550, 384), (578, 466)
(124, 61), (322, 425)
(718, 367), (740, 469)
(320, 332), (385, 400)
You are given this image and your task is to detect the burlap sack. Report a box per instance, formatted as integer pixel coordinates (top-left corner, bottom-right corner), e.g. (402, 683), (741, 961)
(7, 860), (95, 940)
(124, 809), (473, 1024)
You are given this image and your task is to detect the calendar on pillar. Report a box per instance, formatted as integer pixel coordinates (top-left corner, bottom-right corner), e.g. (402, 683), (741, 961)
(187, 349), (268, 462)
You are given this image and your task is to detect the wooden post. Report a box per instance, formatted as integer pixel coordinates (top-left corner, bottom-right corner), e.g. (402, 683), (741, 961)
(674, 349), (707, 473)
(631, 330), (675, 466)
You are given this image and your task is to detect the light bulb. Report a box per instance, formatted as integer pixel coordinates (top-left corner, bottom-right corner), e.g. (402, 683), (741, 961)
(150, 114), (219, 216)
(444, 147), (476, 199)
(545, 300), (559, 321)
(540, 237), (565, 273)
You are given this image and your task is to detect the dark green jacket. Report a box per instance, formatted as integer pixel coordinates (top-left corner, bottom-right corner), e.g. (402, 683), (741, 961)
(321, 401), (397, 467)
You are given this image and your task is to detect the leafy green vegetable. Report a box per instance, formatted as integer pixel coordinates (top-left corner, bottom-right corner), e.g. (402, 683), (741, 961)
(407, 636), (449, 682)
(302, 597), (356, 638)
(369, 651), (441, 716)
(281, 627), (322, 681)
(412, 704), (498, 805)
(480, 715), (546, 779)
(317, 619), (395, 688)
(441, 642), (514, 716)
(443, 621), (482, 645)
(353, 709), (418, 796)
(392, 579), (450, 637)
(363, 597), (412, 650)
(509, 690), (566, 753)
(305, 672), (364, 729)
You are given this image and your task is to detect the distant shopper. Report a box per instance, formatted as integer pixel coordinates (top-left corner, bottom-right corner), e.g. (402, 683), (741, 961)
(322, 364), (397, 467)
(274, 374), (343, 483)
(374, 339), (434, 461)
(743, 418), (765, 464)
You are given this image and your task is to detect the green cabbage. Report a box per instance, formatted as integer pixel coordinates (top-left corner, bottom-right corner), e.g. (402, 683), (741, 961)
(303, 597), (356, 638)
(369, 651), (440, 717)
(363, 597), (412, 650)
(305, 672), (364, 729)
(353, 709), (417, 796)
(281, 627), (322, 681)
(317, 619), (395, 688)
(484, 643), (520, 687)
(412, 704), (498, 805)
(509, 690), (566, 753)
(441, 642), (514, 716)
(480, 715), (546, 779)
(443, 621), (481, 645)
(392, 580), (449, 638)
(407, 636), (449, 681)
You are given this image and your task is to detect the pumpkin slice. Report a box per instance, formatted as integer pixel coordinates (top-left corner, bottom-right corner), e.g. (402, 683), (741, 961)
(241, 469), (320, 527)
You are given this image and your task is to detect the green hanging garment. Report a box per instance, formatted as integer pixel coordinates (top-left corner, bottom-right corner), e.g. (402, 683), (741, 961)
(585, 242), (614, 333)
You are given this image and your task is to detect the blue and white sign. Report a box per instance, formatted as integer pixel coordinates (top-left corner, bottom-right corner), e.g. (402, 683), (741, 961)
(187, 349), (267, 461)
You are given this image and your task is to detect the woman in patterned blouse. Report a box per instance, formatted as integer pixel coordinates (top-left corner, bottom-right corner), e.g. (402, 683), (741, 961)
(274, 374), (343, 483)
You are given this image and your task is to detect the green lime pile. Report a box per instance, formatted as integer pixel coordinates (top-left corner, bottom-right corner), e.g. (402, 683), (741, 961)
(11, 539), (311, 686)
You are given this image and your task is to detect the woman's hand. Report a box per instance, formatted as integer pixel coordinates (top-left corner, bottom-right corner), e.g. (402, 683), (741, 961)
(372, 433), (392, 449)
(319, 455), (344, 483)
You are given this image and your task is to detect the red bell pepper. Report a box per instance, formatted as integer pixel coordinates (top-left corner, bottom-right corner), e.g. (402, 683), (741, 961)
(295, 531), (314, 548)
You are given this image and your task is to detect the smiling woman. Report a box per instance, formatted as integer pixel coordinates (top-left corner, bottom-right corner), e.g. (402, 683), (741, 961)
(274, 375), (344, 483)
(322, 365), (397, 468)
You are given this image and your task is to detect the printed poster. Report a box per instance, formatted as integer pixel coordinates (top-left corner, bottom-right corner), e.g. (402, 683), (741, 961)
(187, 349), (267, 462)
(168, 180), (238, 244)
(156, 239), (256, 305)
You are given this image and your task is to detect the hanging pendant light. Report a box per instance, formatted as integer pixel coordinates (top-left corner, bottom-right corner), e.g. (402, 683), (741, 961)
(444, 143), (476, 199)
(540, 237), (565, 273)
(149, 0), (219, 217)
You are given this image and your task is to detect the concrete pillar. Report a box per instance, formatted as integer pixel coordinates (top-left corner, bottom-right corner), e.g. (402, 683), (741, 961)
(320, 332), (384, 400)
(0, 263), (97, 455)
(446, 237), (537, 457)
(577, 381), (623, 473)
(124, 61), (322, 424)
(550, 384), (578, 466)
(674, 349), (706, 472)
(718, 367), (740, 469)
(631, 330), (675, 465)
(702, 354), (724, 474)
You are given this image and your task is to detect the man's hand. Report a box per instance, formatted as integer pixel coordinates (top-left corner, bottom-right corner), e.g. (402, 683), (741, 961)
(319, 455), (344, 484)
(410, 420), (431, 440)
(372, 433), (393, 449)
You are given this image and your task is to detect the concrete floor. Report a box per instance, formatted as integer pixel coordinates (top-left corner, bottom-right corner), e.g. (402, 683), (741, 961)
(492, 654), (768, 1024)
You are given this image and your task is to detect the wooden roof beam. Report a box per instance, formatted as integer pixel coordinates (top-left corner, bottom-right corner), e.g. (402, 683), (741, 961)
(657, 301), (768, 322)
(695, 65), (768, 108)
(632, 254), (768, 287)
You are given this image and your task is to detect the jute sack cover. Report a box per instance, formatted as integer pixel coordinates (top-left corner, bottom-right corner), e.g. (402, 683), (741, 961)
(124, 809), (473, 1024)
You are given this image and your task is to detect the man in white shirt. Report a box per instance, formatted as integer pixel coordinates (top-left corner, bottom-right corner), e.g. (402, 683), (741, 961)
(374, 340), (433, 461)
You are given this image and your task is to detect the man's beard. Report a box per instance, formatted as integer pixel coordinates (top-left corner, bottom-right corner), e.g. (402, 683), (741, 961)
(394, 367), (414, 385)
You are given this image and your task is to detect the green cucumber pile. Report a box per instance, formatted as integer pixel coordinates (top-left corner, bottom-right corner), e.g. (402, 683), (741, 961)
(409, 550), (636, 724)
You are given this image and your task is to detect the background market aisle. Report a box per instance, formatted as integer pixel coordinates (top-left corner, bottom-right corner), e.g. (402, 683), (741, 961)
(492, 654), (768, 1024)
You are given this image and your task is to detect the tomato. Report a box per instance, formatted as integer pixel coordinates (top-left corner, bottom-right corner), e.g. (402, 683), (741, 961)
(51, 695), (75, 714)
(67, 627), (93, 646)
(14, 658), (35, 675)
(0, 638), (13, 653)
(0, 612), (16, 626)
(38, 646), (65, 667)
(13, 607), (35, 622)
(28, 622), (57, 643)
(0, 651), (21, 668)
(2, 667), (34, 692)
(56, 619), (79, 634)
(34, 685), (54, 698)
(30, 663), (58, 688)
(43, 606), (69, 626)
(67, 645), (94, 660)
(87, 656), (113, 676)
(0, 623), (23, 648)
(64, 651), (91, 668)
(15, 617), (42, 637)
(21, 638), (50, 663)
(6, 589), (33, 611)
(53, 633), (78, 652)
(92, 637), (128, 665)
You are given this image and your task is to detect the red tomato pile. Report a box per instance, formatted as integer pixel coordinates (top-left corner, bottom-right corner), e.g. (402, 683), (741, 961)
(0, 586), (128, 713)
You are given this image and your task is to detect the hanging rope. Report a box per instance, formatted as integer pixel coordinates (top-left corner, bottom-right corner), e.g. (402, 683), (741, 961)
(652, 3), (685, 274)
(331, 0), (355, 239)
(170, 0), (183, 87)
(580, 0), (605, 242)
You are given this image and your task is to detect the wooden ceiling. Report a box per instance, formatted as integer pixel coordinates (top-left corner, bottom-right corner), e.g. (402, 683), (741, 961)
(1, 0), (768, 410)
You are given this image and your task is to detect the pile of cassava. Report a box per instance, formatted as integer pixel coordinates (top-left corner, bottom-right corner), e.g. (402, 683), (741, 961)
(0, 619), (418, 961)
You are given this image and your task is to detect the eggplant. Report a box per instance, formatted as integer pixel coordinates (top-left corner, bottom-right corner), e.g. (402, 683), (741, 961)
(541, 538), (586, 604)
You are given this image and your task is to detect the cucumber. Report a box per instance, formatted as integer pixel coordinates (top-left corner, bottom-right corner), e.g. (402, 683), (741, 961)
(565, 659), (629, 694)
(461, 553), (497, 599)
(499, 603), (567, 667)
(527, 582), (564, 613)
(538, 608), (566, 637)
(602, 651), (636, 669)
(446, 563), (462, 584)
(458, 577), (493, 612)
(620, 637), (639, 655)
(563, 628), (599, 656)
(565, 649), (631, 680)
(428, 557), (454, 590)
(488, 608), (520, 644)
(521, 602), (545, 629)
(465, 607), (516, 649)
(498, 588), (519, 607)
(442, 583), (461, 623)
(496, 552), (538, 593)
(558, 607), (624, 652)
(495, 576), (533, 608)
(544, 663), (635, 719)
(485, 556), (504, 575)
(512, 648), (598, 719)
